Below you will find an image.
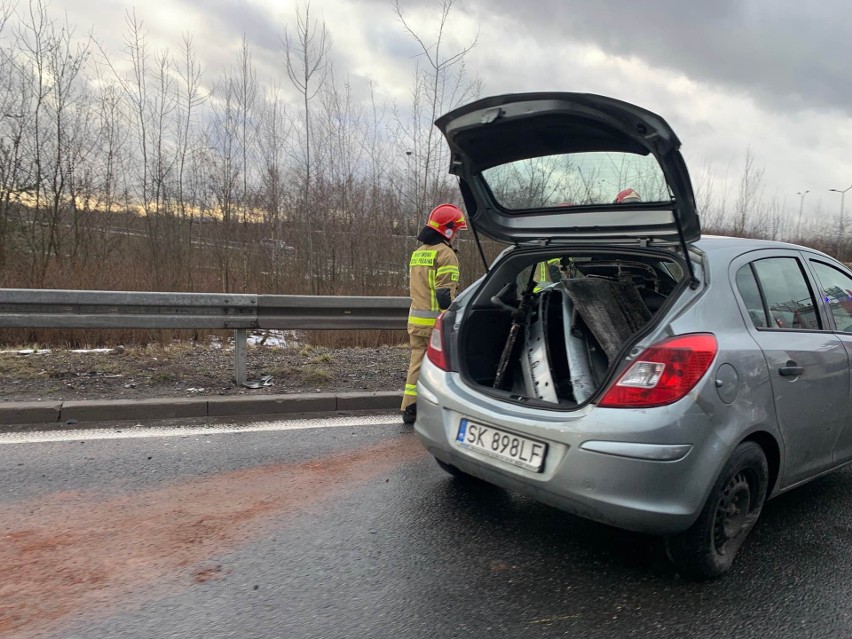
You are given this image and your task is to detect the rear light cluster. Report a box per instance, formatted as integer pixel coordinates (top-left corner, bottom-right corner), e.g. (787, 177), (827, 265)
(598, 333), (717, 408)
(426, 312), (451, 371)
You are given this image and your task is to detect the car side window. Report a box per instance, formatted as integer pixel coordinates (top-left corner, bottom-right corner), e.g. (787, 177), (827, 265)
(809, 261), (852, 333)
(751, 257), (821, 330)
(735, 265), (768, 328)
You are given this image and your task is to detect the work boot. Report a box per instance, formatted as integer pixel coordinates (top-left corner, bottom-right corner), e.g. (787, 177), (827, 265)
(402, 404), (417, 425)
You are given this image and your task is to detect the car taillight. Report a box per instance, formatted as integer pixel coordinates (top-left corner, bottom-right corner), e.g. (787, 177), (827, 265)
(598, 334), (717, 408)
(426, 313), (451, 371)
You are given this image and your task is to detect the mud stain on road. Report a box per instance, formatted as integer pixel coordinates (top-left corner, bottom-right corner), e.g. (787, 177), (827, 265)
(0, 433), (425, 637)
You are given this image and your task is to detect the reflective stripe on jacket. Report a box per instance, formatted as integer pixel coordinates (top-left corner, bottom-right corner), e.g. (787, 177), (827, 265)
(407, 241), (460, 336)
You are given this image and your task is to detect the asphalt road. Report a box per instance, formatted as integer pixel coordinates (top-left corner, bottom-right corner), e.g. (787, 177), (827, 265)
(2, 415), (852, 639)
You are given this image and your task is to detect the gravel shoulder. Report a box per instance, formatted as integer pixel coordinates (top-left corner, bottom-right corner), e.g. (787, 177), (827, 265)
(0, 341), (411, 404)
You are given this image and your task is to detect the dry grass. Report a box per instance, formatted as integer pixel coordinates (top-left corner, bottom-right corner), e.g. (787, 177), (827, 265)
(0, 327), (230, 349)
(153, 371), (182, 383)
(300, 367), (333, 385)
(0, 342), (202, 386)
(0, 353), (47, 379)
(256, 360), (298, 378)
(297, 345), (316, 358)
(0, 339), (411, 402)
(304, 330), (407, 348)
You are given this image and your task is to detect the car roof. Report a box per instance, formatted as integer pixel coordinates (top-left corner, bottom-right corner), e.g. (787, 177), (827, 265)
(696, 234), (812, 253)
(692, 235), (843, 272)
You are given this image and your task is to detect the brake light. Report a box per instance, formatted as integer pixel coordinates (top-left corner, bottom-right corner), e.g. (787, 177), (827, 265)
(426, 313), (451, 371)
(598, 334), (717, 408)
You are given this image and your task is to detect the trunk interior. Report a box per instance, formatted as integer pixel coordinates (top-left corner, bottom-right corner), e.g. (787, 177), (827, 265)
(458, 248), (685, 408)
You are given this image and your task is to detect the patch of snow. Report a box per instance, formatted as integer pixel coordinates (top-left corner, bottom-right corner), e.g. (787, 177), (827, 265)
(70, 348), (114, 354)
(208, 330), (299, 349)
(245, 329), (299, 348)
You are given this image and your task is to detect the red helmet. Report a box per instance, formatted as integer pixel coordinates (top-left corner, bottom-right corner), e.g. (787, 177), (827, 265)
(426, 203), (467, 240)
(614, 188), (641, 204)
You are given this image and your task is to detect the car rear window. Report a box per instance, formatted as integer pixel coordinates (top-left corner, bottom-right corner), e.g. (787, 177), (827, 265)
(481, 151), (672, 210)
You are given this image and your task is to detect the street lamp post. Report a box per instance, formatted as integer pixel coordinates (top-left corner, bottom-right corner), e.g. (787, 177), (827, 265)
(796, 190), (810, 239)
(829, 184), (852, 261)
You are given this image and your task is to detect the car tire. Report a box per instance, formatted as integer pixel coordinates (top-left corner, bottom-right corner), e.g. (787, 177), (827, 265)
(435, 458), (475, 480)
(665, 441), (768, 580)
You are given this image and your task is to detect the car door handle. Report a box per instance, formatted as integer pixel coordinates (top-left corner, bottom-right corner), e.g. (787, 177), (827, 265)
(779, 361), (803, 376)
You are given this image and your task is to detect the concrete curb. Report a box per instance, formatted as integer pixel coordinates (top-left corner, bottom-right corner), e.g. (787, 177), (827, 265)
(0, 391), (402, 428)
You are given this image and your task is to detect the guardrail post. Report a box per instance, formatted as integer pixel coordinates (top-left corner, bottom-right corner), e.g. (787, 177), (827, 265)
(234, 329), (247, 386)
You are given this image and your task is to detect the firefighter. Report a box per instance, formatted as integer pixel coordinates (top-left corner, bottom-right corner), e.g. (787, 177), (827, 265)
(533, 258), (562, 292)
(401, 203), (467, 424)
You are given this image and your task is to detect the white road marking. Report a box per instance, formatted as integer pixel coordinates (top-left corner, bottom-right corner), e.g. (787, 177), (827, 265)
(0, 414), (402, 444)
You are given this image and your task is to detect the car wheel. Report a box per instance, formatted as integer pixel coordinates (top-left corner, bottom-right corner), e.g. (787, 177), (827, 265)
(665, 441), (768, 580)
(435, 458), (475, 480)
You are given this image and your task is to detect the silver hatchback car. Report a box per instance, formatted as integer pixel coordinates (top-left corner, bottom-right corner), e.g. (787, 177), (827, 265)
(414, 92), (852, 579)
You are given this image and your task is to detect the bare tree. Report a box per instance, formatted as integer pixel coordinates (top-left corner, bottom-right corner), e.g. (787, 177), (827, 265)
(732, 149), (765, 237)
(174, 34), (207, 288)
(175, 34), (206, 218)
(83, 79), (130, 286)
(236, 37), (256, 227)
(14, 0), (93, 286)
(119, 10), (184, 288)
(764, 195), (784, 241)
(236, 39), (258, 292)
(255, 85), (291, 290)
(0, 0), (29, 282)
(692, 160), (724, 231)
(283, 1), (331, 294)
(207, 83), (240, 292)
(392, 0), (480, 229)
(202, 38), (263, 293)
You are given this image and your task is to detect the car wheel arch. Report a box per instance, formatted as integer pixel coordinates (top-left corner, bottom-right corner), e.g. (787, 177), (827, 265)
(740, 430), (781, 498)
(686, 426), (780, 524)
(666, 439), (770, 578)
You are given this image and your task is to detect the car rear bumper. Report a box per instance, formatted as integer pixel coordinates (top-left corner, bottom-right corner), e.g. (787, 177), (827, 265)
(414, 361), (729, 535)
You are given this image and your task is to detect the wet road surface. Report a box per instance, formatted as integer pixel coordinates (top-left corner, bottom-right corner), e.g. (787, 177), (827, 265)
(2, 415), (852, 638)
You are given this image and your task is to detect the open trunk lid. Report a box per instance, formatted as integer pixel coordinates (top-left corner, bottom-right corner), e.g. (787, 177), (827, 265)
(436, 92), (700, 247)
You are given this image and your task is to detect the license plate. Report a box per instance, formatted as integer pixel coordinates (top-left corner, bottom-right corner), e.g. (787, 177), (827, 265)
(455, 419), (547, 472)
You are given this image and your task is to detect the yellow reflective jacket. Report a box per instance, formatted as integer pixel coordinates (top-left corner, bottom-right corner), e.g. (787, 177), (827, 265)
(407, 241), (460, 337)
(533, 258), (561, 292)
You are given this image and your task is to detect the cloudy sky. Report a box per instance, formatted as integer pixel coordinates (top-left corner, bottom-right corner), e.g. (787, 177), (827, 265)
(31, 0), (852, 228)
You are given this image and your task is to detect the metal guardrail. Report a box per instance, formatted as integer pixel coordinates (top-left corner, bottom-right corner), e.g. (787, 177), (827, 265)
(0, 288), (410, 386)
(256, 294), (412, 330)
(0, 289), (259, 329)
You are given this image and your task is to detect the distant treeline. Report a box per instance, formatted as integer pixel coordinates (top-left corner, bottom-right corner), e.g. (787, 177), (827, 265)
(0, 0), (490, 298)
